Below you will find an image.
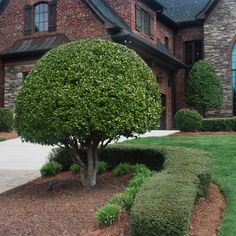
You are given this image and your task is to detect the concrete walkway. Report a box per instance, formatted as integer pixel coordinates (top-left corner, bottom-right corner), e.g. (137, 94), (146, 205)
(0, 130), (178, 194)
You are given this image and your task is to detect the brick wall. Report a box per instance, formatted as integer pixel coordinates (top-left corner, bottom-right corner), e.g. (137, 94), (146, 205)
(105, 0), (132, 27)
(151, 64), (173, 129)
(0, 61), (4, 107)
(106, 0), (174, 53)
(0, 0), (109, 53)
(204, 0), (236, 117)
(0, 0), (110, 107)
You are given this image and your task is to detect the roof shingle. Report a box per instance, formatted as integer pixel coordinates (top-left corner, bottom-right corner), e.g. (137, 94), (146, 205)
(157, 0), (210, 23)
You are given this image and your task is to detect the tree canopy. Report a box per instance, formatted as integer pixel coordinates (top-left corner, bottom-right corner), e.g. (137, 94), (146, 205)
(15, 39), (162, 186)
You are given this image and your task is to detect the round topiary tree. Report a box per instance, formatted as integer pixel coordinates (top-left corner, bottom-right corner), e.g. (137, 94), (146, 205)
(15, 39), (162, 186)
(186, 60), (224, 117)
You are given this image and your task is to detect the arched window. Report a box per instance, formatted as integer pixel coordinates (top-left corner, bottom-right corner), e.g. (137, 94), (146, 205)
(34, 3), (48, 32)
(232, 43), (236, 115)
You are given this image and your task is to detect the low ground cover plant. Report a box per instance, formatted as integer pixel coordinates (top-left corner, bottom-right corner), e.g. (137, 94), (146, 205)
(96, 163), (153, 226)
(48, 148), (73, 171)
(40, 161), (63, 177)
(112, 163), (133, 176)
(96, 203), (121, 226)
(97, 161), (109, 174)
(70, 164), (80, 174)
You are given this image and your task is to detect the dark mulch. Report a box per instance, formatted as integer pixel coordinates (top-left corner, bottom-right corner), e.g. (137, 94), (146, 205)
(0, 172), (131, 236)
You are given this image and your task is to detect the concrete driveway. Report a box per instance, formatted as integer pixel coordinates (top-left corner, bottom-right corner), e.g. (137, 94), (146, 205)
(0, 130), (178, 195)
(0, 138), (52, 194)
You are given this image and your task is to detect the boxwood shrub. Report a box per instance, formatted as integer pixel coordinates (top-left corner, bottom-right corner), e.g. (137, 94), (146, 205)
(174, 108), (203, 132)
(202, 117), (236, 132)
(0, 108), (14, 132)
(48, 148), (74, 171)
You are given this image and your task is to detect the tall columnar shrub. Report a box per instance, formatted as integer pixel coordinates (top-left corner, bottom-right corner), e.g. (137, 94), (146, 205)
(186, 60), (224, 117)
(15, 39), (162, 187)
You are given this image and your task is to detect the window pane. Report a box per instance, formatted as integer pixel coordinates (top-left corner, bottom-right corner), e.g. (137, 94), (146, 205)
(35, 13), (40, 22)
(34, 3), (48, 32)
(44, 22), (48, 30)
(140, 9), (149, 35)
(232, 44), (236, 115)
(44, 12), (48, 21)
(35, 5), (40, 13)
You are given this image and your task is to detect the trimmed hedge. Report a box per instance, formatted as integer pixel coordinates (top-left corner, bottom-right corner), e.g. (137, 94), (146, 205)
(100, 145), (164, 171)
(99, 144), (211, 235)
(130, 146), (212, 236)
(202, 117), (236, 132)
(0, 108), (14, 132)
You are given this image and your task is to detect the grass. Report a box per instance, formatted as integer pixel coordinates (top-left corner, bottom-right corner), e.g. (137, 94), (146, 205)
(124, 134), (236, 236)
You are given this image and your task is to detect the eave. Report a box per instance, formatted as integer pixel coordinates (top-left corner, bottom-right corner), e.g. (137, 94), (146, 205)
(112, 31), (186, 72)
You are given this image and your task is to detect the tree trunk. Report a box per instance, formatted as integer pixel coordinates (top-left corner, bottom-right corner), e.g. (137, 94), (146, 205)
(80, 142), (98, 187)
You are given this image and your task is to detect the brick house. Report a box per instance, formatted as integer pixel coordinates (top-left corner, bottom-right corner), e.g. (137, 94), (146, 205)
(0, 0), (233, 129)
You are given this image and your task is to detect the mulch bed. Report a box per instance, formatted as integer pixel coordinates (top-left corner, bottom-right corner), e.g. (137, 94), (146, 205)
(0, 172), (226, 236)
(189, 183), (226, 236)
(0, 172), (131, 236)
(0, 131), (18, 140)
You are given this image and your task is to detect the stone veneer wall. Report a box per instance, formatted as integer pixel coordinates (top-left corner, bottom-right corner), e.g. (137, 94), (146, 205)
(204, 0), (236, 117)
(4, 63), (34, 108)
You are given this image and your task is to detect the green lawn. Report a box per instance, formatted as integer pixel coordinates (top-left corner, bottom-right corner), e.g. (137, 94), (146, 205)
(124, 134), (236, 236)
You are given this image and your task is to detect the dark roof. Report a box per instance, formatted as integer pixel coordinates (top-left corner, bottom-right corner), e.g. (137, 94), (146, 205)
(0, 34), (69, 59)
(86, 0), (185, 70)
(0, 0), (10, 14)
(85, 0), (130, 30)
(197, 0), (219, 20)
(157, 0), (210, 23)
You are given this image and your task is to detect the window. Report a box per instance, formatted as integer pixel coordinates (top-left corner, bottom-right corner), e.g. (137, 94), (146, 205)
(135, 5), (154, 39)
(232, 43), (236, 115)
(34, 3), (48, 32)
(165, 36), (169, 50)
(24, 1), (57, 35)
(185, 40), (203, 72)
